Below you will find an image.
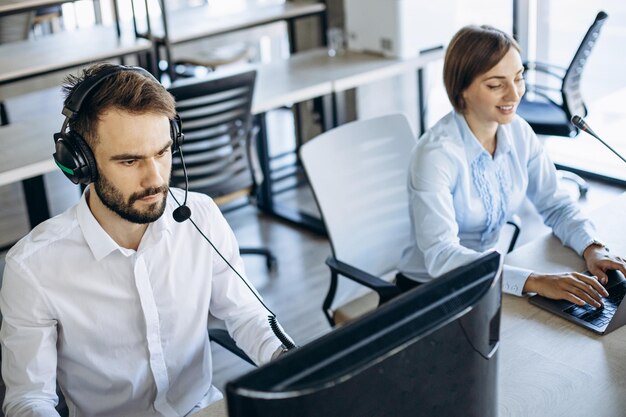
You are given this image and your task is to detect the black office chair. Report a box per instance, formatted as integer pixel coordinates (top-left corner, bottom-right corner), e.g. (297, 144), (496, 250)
(208, 328), (255, 366)
(168, 70), (277, 271)
(516, 11), (608, 198)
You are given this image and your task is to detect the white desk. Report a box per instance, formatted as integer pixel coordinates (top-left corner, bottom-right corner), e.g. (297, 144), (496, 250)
(500, 192), (626, 416)
(149, 0), (326, 81)
(253, 47), (444, 114)
(0, 115), (62, 230)
(253, 47), (444, 232)
(153, 1), (326, 46)
(0, 25), (152, 85)
(0, 0), (67, 16)
(196, 399), (228, 417)
(0, 115), (60, 186)
(0, 48), (444, 233)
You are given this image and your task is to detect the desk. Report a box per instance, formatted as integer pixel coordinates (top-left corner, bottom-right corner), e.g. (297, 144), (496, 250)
(0, 0), (67, 16)
(0, 48), (444, 237)
(252, 47), (445, 233)
(152, 1), (325, 46)
(500, 192), (626, 416)
(148, 1), (326, 80)
(0, 115), (61, 232)
(196, 399), (228, 417)
(0, 25), (152, 85)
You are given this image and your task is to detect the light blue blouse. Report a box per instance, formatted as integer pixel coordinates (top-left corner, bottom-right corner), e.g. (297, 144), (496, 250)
(397, 111), (598, 296)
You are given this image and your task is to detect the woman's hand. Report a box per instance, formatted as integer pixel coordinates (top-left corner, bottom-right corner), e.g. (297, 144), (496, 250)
(523, 272), (608, 307)
(583, 245), (626, 285)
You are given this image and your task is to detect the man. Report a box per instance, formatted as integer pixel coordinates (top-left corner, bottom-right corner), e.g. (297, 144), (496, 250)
(0, 63), (289, 416)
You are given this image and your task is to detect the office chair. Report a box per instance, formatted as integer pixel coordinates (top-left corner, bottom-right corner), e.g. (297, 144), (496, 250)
(168, 70), (277, 271)
(208, 328), (255, 366)
(300, 114), (412, 326)
(516, 11), (609, 198)
(300, 114), (523, 326)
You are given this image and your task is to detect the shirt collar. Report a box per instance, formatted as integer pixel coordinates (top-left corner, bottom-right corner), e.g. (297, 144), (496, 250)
(453, 112), (513, 162)
(77, 186), (173, 261)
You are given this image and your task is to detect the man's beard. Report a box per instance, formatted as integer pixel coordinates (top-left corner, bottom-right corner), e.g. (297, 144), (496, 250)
(93, 173), (169, 224)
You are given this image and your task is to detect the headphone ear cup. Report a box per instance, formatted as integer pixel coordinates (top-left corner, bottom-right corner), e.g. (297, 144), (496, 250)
(53, 130), (98, 185)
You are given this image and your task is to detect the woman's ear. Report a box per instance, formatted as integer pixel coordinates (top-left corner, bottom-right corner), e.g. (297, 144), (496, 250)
(458, 94), (466, 112)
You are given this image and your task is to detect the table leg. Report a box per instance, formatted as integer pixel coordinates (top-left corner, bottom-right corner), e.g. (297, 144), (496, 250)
(254, 113), (325, 235)
(315, 94), (335, 132)
(22, 175), (50, 228)
(333, 90), (348, 127)
(417, 67), (426, 136)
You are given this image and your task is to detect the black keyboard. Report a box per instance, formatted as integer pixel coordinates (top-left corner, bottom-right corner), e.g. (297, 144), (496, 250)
(563, 282), (626, 327)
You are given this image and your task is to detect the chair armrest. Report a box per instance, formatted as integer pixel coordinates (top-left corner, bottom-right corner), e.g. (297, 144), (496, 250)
(325, 257), (401, 304)
(524, 61), (567, 78)
(522, 88), (563, 108)
(246, 124), (264, 187)
(208, 328), (256, 366)
(505, 214), (522, 253)
(528, 84), (561, 93)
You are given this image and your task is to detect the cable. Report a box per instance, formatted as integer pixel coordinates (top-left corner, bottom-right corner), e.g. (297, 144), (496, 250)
(171, 147), (191, 222)
(168, 189), (297, 350)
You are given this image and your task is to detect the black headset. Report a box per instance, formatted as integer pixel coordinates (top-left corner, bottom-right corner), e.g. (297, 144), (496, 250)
(52, 64), (184, 185)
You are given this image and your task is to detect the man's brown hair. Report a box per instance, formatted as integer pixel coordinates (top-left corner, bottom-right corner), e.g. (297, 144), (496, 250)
(62, 63), (176, 147)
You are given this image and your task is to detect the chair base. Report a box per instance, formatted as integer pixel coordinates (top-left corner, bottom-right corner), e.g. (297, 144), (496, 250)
(240, 247), (277, 271)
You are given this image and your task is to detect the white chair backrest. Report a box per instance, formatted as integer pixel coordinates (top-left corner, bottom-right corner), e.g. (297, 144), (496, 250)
(300, 114), (416, 277)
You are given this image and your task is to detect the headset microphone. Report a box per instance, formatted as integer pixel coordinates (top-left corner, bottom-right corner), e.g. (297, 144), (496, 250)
(571, 115), (626, 165)
(172, 143), (192, 223)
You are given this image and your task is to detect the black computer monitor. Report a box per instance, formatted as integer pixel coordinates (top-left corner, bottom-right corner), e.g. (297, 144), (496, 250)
(226, 251), (502, 417)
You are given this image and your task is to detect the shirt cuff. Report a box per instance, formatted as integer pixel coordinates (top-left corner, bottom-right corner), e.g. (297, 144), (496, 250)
(578, 238), (608, 257)
(502, 264), (533, 296)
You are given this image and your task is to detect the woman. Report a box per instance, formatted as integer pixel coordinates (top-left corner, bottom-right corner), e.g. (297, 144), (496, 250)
(397, 25), (626, 306)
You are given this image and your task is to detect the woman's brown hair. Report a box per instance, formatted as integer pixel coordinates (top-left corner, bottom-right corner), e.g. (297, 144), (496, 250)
(443, 25), (520, 113)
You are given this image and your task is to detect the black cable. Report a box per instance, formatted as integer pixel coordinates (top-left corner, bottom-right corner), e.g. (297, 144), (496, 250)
(168, 189), (297, 351)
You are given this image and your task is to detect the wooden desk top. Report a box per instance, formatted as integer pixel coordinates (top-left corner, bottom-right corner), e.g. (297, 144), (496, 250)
(1, 47), (443, 184)
(253, 48), (444, 114)
(0, 0), (68, 16)
(153, 1), (325, 45)
(195, 399), (228, 417)
(329, 48), (445, 92)
(253, 50), (335, 114)
(500, 192), (626, 416)
(0, 25), (152, 85)
(0, 115), (61, 186)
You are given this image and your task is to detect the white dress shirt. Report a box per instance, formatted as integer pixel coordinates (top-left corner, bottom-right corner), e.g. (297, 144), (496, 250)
(397, 111), (598, 295)
(0, 187), (282, 417)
